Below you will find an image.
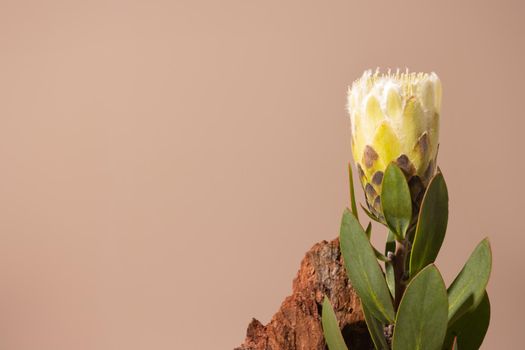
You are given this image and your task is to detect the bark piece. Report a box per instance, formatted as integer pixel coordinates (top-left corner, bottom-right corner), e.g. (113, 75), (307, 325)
(236, 238), (373, 350)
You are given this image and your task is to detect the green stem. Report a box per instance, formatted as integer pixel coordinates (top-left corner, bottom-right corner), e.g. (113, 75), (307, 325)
(393, 239), (409, 310)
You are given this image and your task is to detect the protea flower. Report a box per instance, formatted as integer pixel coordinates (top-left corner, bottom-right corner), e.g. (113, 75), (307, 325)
(347, 69), (441, 221)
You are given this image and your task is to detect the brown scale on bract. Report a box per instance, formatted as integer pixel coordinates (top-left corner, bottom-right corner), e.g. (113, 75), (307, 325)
(356, 144), (438, 224)
(416, 132), (429, 155)
(371, 171), (384, 186)
(395, 155), (416, 177)
(363, 145), (379, 168)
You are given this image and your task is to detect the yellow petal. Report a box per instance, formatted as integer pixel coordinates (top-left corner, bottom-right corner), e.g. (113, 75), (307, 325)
(351, 111), (365, 165)
(365, 95), (384, 123)
(409, 132), (430, 172)
(386, 88), (402, 119)
(431, 73), (442, 113)
(419, 80), (435, 112)
(401, 97), (424, 151)
(371, 121), (400, 171)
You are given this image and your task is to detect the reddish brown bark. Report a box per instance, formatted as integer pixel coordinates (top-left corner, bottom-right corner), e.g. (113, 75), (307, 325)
(235, 238), (373, 350)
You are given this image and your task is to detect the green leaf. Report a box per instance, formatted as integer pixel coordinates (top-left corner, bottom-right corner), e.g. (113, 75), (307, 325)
(322, 297), (348, 350)
(366, 222), (389, 262)
(381, 163), (412, 239)
(385, 231), (396, 299)
(365, 222), (372, 239)
(362, 304), (389, 350)
(447, 239), (492, 324)
(373, 249), (389, 262)
(348, 163), (359, 221)
(443, 292), (490, 350)
(409, 172), (449, 277)
(339, 209), (395, 323)
(392, 265), (448, 350)
(360, 203), (381, 223)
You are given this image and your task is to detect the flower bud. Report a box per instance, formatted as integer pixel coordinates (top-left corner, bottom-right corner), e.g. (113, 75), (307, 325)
(347, 69), (441, 220)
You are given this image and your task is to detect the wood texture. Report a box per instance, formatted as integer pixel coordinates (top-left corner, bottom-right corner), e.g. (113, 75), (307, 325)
(235, 238), (373, 350)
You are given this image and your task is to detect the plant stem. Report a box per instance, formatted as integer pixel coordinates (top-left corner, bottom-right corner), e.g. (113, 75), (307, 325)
(393, 239), (409, 310)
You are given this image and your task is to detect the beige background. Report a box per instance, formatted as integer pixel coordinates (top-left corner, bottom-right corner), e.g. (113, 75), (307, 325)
(0, 0), (523, 349)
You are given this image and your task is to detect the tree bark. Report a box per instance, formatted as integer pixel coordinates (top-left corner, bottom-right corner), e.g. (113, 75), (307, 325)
(235, 238), (373, 350)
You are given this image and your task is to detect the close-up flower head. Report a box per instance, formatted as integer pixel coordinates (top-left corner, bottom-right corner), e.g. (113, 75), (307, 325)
(347, 69), (442, 220)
